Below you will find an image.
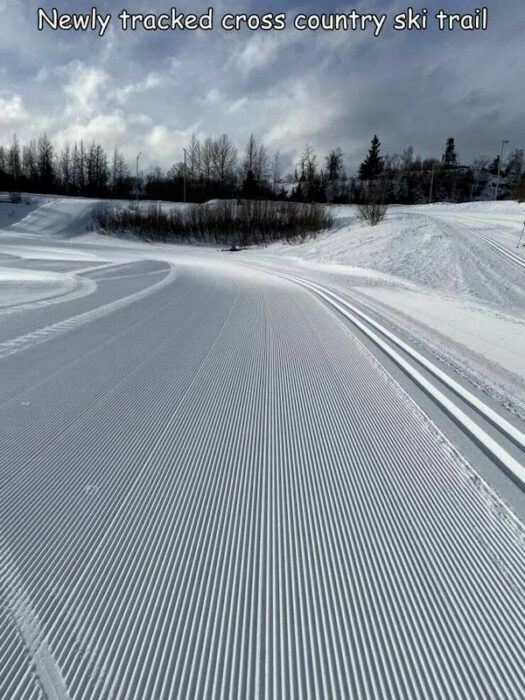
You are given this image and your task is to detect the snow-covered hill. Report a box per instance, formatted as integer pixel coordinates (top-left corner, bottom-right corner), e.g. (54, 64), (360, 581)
(2, 194), (524, 414)
(245, 201), (525, 417)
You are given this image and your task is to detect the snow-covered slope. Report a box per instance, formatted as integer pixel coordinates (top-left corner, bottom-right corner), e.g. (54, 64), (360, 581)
(0, 195), (52, 229)
(7, 196), (99, 237)
(0, 196), (106, 311)
(258, 202), (525, 303)
(246, 201), (525, 417)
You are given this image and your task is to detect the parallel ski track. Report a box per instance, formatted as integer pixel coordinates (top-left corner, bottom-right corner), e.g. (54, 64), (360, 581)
(260, 267), (525, 489)
(0, 264), (524, 699)
(440, 215), (525, 270)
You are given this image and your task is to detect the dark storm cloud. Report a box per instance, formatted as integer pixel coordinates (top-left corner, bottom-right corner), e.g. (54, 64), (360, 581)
(0, 0), (523, 171)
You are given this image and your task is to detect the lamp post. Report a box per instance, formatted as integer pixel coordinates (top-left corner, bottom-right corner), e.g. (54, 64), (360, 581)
(494, 140), (509, 201)
(183, 148), (187, 203)
(136, 152), (142, 207)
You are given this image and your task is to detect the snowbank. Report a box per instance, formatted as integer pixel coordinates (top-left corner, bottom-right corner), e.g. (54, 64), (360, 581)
(0, 195), (51, 230)
(245, 201), (525, 413)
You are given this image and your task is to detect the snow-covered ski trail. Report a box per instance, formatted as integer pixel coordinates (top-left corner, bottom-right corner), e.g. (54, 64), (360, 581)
(0, 256), (524, 699)
(444, 216), (525, 270)
(258, 267), (525, 487)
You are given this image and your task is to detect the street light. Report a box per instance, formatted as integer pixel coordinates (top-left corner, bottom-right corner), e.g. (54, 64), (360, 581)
(183, 148), (187, 204)
(494, 139), (509, 201)
(136, 152), (142, 207)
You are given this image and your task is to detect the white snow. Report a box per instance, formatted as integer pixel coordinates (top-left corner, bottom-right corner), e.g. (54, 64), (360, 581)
(1, 194), (524, 413)
(0, 193), (524, 698)
(245, 201), (525, 413)
(259, 202), (525, 297)
(0, 265), (94, 311)
(355, 286), (525, 376)
(0, 194), (51, 229)
(8, 196), (99, 237)
(295, 277), (525, 485)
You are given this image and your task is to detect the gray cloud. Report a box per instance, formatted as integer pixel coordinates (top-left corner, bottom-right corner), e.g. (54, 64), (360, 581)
(1, 0), (523, 173)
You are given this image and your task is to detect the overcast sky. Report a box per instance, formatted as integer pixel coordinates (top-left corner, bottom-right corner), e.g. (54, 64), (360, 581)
(0, 0), (523, 173)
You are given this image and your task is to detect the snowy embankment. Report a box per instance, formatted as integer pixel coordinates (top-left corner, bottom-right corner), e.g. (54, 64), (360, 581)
(0, 194), (49, 230)
(256, 201), (525, 302)
(246, 201), (525, 416)
(2, 194), (524, 414)
(0, 195), (105, 311)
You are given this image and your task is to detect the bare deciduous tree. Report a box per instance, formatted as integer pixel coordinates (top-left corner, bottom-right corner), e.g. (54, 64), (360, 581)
(201, 136), (214, 183)
(298, 145), (317, 182)
(8, 135), (22, 181)
(325, 148), (344, 181)
(212, 134), (237, 187)
(187, 133), (202, 180)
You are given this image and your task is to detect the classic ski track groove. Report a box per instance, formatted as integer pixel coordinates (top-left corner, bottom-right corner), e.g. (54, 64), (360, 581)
(0, 276), (97, 318)
(262, 268), (525, 488)
(0, 263), (176, 360)
(436, 215), (525, 270)
(0, 258), (524, 699)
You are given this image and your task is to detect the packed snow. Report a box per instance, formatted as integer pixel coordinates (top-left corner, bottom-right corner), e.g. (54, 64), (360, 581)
(0, 266), (89, 310)
(1, 194), (524, 414)
(0, 195), (50, 229)
(244, 201), (525, 416)
(0, 192), (524, 699)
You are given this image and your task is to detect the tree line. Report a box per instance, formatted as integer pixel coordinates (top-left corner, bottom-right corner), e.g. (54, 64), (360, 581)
(0, 131), (523, 204)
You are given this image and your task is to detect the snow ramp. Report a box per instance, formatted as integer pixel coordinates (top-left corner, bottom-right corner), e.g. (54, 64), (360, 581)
(8, 198), (100, 238)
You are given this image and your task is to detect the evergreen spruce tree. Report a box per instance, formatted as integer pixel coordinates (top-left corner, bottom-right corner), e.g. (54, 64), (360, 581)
(489, 155), (501, 176)
(358, 135), (384, 180)
(442, 138), (457, 169)
(241, 169), (257, 199)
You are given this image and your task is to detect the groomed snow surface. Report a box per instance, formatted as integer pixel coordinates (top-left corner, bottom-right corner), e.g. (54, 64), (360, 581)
(0, 196), (524, 698)
(250, 200), (525, 419)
